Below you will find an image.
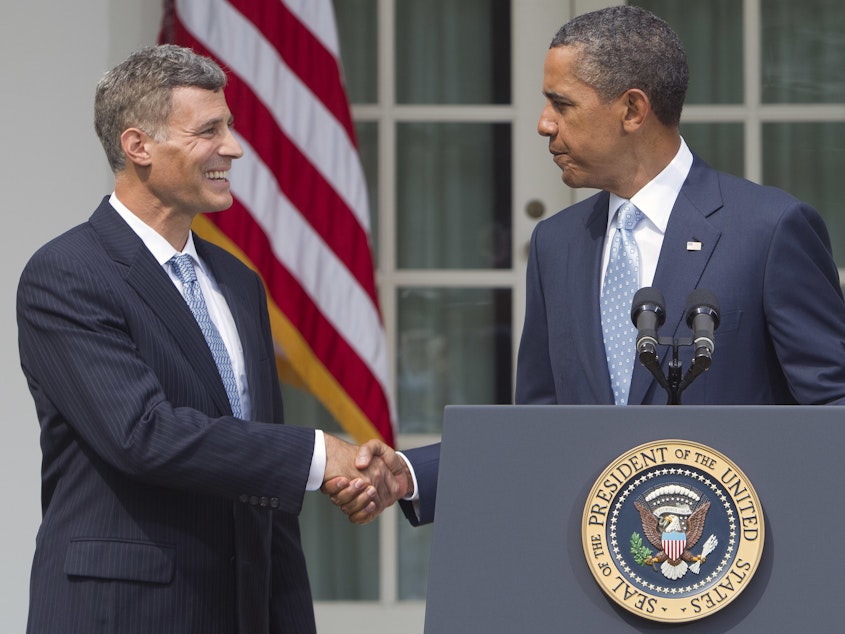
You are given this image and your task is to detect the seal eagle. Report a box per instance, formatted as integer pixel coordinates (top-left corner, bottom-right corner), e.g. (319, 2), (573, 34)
(634, 484), (711, 580)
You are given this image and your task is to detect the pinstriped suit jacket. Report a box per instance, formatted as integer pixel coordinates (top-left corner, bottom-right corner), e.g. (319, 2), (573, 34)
(18, 198), (317, 633)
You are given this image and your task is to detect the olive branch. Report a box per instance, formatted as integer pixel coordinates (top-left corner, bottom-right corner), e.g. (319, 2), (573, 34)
(630, 533), (652, 566)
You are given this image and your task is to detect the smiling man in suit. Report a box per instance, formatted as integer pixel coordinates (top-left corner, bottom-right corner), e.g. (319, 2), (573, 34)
(328, 5), (845, 527)
(17, 44), (408, 633)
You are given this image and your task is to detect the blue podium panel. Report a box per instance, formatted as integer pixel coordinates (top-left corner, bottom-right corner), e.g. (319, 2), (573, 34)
(424, 405), (841, 633)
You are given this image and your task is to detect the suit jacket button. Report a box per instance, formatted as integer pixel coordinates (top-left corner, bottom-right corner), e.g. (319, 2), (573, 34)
(250, 496), (259, 506)
(270, 498), (279, 509)
(239, 494), (249, 504)
(259, 497), (268, 507)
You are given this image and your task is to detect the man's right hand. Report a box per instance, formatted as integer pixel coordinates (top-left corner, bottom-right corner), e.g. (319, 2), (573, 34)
(322, 439), (413, 524)
(321, 436), (411, 524)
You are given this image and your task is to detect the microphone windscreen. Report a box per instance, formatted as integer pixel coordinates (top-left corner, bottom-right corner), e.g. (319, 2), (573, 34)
(631, 287), (666, 325)
(684, 289), (720, 329)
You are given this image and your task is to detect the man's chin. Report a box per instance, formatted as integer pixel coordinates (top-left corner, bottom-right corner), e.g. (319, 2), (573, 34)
(561, 172), (584, 189)
(560, 168), (598, 191)
(203, 194), (235, 213)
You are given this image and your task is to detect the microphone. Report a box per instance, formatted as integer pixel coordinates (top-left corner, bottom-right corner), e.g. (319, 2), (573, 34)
(684, 289), (720, 369)
(631, 287), (666, 365)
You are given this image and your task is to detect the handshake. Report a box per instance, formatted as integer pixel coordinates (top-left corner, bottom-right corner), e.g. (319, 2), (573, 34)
(321, 435), (413, 525)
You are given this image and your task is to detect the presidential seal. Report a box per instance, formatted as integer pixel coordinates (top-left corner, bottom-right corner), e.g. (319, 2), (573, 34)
(581, 439), (764, 623)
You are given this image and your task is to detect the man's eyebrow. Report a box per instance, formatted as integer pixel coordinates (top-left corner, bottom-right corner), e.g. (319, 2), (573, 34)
(194, 115), (233, 129)
(543, 90), (570, 101)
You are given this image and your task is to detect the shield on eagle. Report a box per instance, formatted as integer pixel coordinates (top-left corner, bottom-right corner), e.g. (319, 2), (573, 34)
(662, 531), (686, 561)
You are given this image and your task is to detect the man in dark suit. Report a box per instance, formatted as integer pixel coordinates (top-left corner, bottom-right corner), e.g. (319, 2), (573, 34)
(17, 45), (408, 633)
(328, 5), (845, 527)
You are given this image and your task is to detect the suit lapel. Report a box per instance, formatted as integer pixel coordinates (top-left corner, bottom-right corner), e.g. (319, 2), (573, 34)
(628, 157), (723, 404)
(579, 193), (616, 402)
(89, 201), (232, 416)
(196, 238), (266, 421)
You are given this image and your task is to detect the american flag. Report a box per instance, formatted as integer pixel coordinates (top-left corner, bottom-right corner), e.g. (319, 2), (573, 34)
(160, 0), (395, 446)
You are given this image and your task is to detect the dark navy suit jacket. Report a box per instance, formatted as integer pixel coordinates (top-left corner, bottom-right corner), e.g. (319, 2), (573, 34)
(18, 198), (317, 633)
(400, 155), (845, 526)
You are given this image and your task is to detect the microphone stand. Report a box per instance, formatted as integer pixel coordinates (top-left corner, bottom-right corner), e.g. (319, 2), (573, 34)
(632, 287), (719, 405)
(643, 335), (709, 405)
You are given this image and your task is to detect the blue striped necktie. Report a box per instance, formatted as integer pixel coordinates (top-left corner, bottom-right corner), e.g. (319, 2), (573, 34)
(170, 254), (242, 418)
(600, 202), (644, 405)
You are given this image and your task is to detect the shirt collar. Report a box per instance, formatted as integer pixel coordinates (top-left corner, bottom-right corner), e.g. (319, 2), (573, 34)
(607, 137), (693, 233)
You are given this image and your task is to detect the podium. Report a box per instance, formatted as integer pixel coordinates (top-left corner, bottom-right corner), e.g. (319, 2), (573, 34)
(424, 405), (842, 632)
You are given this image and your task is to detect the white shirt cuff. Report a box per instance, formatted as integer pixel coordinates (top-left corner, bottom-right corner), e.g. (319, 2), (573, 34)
(396, 451), (419, 501)
(306, 430), (326, 491)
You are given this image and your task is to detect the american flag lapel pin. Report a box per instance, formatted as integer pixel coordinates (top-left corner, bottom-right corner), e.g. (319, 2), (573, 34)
(686, 239), (702, 251)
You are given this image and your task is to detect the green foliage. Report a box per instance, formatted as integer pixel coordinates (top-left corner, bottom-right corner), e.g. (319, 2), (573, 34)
(630, 533), (652, 566)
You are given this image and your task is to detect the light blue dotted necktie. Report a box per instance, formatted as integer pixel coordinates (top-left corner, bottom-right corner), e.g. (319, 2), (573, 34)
(170, 254), (242, 418)
(600, 202), (644, 405)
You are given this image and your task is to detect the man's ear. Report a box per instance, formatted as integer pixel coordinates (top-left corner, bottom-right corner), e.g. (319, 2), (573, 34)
(121, 128), (153, 167)
(621, 88), (650, 131)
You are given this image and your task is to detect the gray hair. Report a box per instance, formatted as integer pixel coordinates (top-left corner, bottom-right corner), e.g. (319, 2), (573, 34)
(550, 5), (688, 127)
(94, 44), (227, 172)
